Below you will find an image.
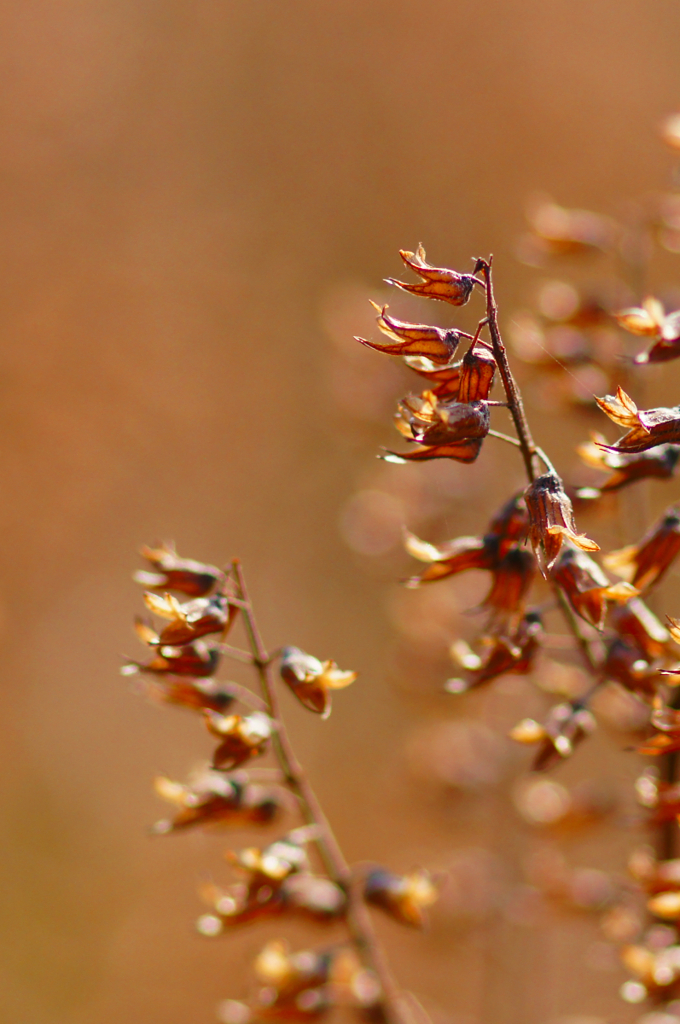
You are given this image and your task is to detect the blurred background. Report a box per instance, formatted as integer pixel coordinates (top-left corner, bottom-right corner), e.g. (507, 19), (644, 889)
(2, 2), (680, 1022)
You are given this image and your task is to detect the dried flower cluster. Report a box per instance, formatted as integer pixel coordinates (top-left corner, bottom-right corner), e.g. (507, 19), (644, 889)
(124, 547), (439, 1024)
(350, 111), (680, 1020)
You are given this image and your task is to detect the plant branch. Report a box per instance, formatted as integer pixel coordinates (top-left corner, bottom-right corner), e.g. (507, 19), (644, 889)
(232, 559), (411, 1024)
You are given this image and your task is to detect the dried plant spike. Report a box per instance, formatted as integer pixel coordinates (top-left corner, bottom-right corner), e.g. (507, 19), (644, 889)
(385, 245), (478, 306)
(279, 646), (356, 718)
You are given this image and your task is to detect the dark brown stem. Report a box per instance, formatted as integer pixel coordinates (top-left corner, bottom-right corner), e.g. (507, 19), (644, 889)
(475, 257), (538, 482)
(232, 560), (411, 1024)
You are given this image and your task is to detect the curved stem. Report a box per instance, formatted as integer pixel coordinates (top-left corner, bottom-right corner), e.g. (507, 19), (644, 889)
(232, 560), (410, 1024)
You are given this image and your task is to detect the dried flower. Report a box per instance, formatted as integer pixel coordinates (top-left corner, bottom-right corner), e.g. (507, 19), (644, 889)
(446, 611), (542, 693)
(143, 590), (236, 645)
(602, 637), (659, 699)
(603, 508), (680, 591)
(525, 471), (599, 574)
(404, 532), (498, 586)
(279, 647), (356, 718)
(122, 627), (222, 677)
(637, 699), (680, 757)
(355, 303), (462, 364)
(551, 546), (637, 630)
(204, 711), (274, 770)
(482, 547), (536, 625)
(134, 542), (224, 596)
(198, 871), (347, 931)
(614, 297), (680, 364)
(609, 598), (672, 661)
(363, 868), (440, 928)
(136, 676), (238, 714)
(383, 437), (484, 463)
(226, 833), (312, 882)
(402, 354), (462, 398)
(524, 199), (615, 257)
(394, 391), (490, 448)
(509, 701), (596, 771)
(578, 435), (680, 494)
(596, 387), (680, 455)
(386, 246), (477, 306)
(487, 493), (530, 555)
(152, 768), (281, 833)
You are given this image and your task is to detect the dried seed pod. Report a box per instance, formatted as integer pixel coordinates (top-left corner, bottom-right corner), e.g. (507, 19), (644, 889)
(403, 532), (498, 586)
(355, 303), (463, 364)
(134, 542), (224, 596)
(596, 387), (680, 454)
(386, 245), (477, 306)
(578, 435), (680, 494)
(279, 647), (356, 718)
(122, 628), (222, 678)
(143, 591), (236, 645)
(604, 508), (680, 591)
(363, 868), (440, 928)
(152, 768), (281, 833)
(456, 348), (497, 403)
(395, 391), (490, 446)
(551, 546), (637, 630)
(525, 471), (599, 574)
(609, 599), (672, 661)
(487, 493), (530, 554)
(446, 611), (542, 693)
(204, 711), (274, 770)
(482, 547), (536, 624)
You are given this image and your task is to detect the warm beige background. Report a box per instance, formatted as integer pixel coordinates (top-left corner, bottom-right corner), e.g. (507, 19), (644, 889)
(1, 3), (680, 1023)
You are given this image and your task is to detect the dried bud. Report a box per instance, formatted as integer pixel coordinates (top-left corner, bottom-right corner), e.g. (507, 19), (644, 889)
(363, 868), (440, 928)
(603, 507), (680, 591)
(386, 245), (477, 306)
(596, 387), (680, 454)
(355, 303), (462, 364)
(525, 472), (599, 574)
(509, 701), (596, 771)
(551, 546), (637, 630)
(134, 543), (224, 596)
(143, 591), (236, 645)
(204, 711), (274, 770)
(279, 647), (356, 718)
(446, 611), (542, 693)
(403, 532), (498, 586)
(152, 768), (280, 833)
(578, 435), (680, 494)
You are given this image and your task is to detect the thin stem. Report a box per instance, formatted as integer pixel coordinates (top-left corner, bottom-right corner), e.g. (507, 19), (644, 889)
(232, 560), (410, 1024)
(475, 257), (538, 482)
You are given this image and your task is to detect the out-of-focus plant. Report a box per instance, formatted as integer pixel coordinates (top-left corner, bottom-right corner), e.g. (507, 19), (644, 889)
(123, 546), (438, 1024)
